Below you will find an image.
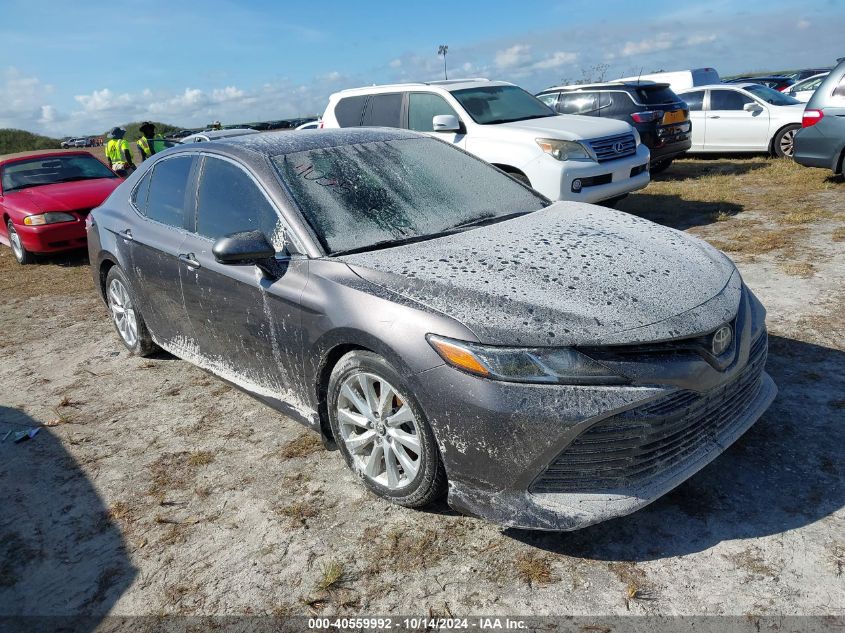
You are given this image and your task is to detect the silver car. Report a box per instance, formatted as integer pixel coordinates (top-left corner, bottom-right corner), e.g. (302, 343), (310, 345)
(87, 128), (776, 530)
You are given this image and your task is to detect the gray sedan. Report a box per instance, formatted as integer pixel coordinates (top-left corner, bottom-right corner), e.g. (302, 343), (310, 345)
(87, 128), (776, 530)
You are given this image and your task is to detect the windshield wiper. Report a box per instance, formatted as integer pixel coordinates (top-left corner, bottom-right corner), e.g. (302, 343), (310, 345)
(483, 113), (555, 125)
(446, 210), (534, 232)
(54, 176), (101, 183)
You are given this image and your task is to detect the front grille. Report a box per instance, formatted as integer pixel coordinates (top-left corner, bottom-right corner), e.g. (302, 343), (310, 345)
(531, 332), (768, 494)
(587, 133), (637, 162)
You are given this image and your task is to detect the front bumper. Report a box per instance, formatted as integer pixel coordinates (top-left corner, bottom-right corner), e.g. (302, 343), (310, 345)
(525, 143), (651, 203)
(413, 287), (776, 530)
(15, 219), (87, 254)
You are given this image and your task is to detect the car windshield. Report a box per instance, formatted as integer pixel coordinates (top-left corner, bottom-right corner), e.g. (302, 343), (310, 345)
(745, 84), (801, 105)
(274, 137), (547, 254)
(450, 85), (556, 125)
(1, 154), (117, 192)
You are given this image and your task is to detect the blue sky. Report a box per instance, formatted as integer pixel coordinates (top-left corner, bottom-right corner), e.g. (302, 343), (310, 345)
(0, 0), (840, 135)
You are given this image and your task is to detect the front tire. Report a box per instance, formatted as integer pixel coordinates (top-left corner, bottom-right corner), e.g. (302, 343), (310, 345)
(773, 124), (800, 158)
(7, 221), (34, 264)
(105, 266), (158, 356)
(328, 350), (447, 508)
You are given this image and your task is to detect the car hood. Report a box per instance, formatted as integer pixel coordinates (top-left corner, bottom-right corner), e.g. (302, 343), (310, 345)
(338, 203), (741, 347)
(6, 178), (121, 213)
(497, 114), (634, 141)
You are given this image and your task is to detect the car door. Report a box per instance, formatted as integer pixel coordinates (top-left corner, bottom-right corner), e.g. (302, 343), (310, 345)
(178, 154), (310, 406)
(406, 91), (467, 148)
(680, 90), (706, 150)
(124, 154), (196, 343)
(705, 88), (770, 150)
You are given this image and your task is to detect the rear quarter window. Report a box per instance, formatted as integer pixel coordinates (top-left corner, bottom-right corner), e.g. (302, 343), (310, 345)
(334, 96), (368, 127)
(361, 93), (403, 128)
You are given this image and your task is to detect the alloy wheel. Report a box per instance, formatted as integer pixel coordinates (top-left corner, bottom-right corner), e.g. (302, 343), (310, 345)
(9, 227), (23, 261)
(337, 372), (421, 490)
(107, 278), (138, 347)
(780, 129), (796, 157)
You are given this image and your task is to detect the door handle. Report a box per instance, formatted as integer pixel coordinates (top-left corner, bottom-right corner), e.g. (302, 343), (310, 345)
(178, 253), (200, 268)
(708, 115), (720, 119)
(119, 228), (133, 240)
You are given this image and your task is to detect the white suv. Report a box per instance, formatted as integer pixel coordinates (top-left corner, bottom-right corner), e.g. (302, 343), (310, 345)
(321, 79), (650, 203)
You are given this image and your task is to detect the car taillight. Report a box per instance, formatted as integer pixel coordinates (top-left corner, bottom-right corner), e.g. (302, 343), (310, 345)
(318, 120), (324, 129)
(631, 111), (661, 123)
(802, 109), (824, 128)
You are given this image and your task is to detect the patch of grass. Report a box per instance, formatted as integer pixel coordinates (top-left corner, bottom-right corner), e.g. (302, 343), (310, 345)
(515, 551), (556, 587)
(833, 227), (845, 242)
(723, 547), (778, 577)
(277, 500), (322, 525)
(187, 451), (214, 466)
(780, 262), (816, 278)
(276, 433), (323, 459)
(315, 559), (346, 591)
(366, 527), (452, 573)
(106, 501), (132, 523)
(608, 561), (651, 602)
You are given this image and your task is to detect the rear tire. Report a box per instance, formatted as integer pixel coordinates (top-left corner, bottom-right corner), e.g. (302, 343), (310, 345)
(105, 266), (158, 357)
(328, 350), (447, 508)
(7, 221), (34, 265)
(772, 124), (800, 158)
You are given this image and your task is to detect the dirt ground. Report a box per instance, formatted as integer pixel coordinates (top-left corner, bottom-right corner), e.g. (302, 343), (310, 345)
(0, 157), (843, 622)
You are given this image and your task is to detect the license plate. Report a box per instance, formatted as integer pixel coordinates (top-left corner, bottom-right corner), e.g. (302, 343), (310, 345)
(662, 109), (686, 124)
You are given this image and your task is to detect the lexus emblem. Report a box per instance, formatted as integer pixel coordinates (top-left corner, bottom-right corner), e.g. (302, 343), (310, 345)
(612, 141), (625, 153)
(712, 325), (732, 356)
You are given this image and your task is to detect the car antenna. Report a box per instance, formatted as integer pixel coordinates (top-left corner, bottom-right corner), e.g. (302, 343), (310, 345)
(637, 67), (643, 85)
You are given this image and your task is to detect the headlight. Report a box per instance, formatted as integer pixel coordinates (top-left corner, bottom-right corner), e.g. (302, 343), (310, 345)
(535, 138), (593, 162)
(23, 212), (76, 226)
(427, 335), (627, 385)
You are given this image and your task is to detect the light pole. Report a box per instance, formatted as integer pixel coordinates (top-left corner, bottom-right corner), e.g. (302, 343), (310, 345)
(438, 44), (449, 80)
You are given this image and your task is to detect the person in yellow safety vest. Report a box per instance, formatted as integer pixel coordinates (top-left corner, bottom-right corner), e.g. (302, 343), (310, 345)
(105, 127), (135, 177)
(136, 121), (165, 162)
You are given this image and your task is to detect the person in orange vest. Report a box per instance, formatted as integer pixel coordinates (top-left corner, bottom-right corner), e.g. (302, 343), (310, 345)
(105, 127), (135, 177)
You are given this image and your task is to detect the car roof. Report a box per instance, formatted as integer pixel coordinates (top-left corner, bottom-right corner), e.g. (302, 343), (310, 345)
(332, 78), (512, 97)
(0, 149), (94, 166)
(539, 80), (671, 93)
(677, 83), (754, 92)
(171, 127), (425, 159)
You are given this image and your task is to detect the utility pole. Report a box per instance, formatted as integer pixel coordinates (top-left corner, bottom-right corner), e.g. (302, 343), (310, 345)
(437, 44), (449, 80)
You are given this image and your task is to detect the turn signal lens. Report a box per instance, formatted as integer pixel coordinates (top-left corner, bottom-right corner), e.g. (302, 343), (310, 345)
(23, 212), (75, 226)
(427, 336), (489, 377)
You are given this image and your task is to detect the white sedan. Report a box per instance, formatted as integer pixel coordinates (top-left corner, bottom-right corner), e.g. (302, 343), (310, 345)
(677, 83), (805, 157)
(785, 73), (829, 103)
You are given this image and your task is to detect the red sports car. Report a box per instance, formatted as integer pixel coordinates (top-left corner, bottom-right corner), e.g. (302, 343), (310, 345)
(0, 150), (122, 264)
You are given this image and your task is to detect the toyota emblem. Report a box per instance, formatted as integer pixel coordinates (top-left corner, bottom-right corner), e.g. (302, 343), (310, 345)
(712, 325), (732, 356)
(612, 141), (625, 153)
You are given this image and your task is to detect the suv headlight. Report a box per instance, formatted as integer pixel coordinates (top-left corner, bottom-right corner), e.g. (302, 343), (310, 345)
(427, 335), (627, 385)
(535, 138), (593, 162)
(23, 212), (76, 226)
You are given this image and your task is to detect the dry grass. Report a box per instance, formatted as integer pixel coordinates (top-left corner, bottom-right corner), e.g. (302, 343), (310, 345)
(608, 562), (651, 602)
(187, 451), (215, 466)
(277, 500), (323, 525)
(275, 433), (323, 459)
(723, 547), (778, 577)
(514, 551), (556, 587)
(364, 526), (453, 574)
(833, 227), (845, 242)
(315, 559), (346, 591)
(780, 261), (816, 278)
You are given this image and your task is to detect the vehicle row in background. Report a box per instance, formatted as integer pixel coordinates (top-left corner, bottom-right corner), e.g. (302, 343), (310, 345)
(786, 73), (830, 102)
(322, 79), (650, 204)
(725, 76), (795, 92)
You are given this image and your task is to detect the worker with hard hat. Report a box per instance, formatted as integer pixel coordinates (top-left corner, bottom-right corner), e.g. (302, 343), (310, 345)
(105, 127), (135, 177)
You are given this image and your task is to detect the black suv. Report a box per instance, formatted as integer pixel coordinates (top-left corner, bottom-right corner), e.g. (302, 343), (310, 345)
(536, 82), (691, 172)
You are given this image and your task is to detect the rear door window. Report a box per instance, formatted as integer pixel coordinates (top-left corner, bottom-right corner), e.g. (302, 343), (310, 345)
(195, 156), (285, 248)
(334, 96), (368, 127)
(557, 92), (599, 115)
(709, 90), (753, 111)
(132, 169), (152, 214)
(361, 93), (403, 127)
(682, 91), (705, 111)
(408, 93), (460, 132)
(145, 156), (194, 228)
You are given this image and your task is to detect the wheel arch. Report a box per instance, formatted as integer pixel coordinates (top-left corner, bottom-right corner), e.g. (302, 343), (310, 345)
(769, 122), (801, 155)
(492, 163), (529, 180)
(98, 256), (119, 302)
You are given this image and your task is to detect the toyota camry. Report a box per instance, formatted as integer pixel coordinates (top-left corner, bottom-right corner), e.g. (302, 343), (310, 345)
(87, 128), (776, 530)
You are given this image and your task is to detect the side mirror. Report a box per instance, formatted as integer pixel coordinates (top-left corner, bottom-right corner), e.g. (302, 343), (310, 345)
(212, 230), (275, 265)
(743, 102), (763, 112)
(432, 114), (461, 133)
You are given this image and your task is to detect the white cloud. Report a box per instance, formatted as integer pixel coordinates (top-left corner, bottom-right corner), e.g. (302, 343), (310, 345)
(686, 34), (717, 46)
(495, 44), (533, 69)
(531, 51), (577, 70)
(621, 33), (674, 57)
(796, 19), (811, 30)
(389, 58), (402, 68)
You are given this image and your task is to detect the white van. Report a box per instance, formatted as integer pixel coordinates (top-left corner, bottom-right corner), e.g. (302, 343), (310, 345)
(320, 79), (650, 204)
(615, 68), (721, 95)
